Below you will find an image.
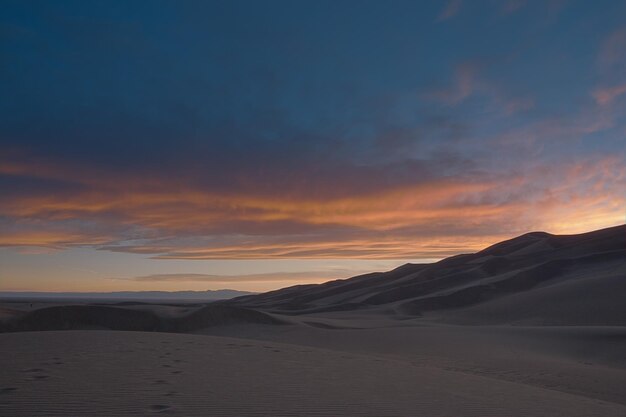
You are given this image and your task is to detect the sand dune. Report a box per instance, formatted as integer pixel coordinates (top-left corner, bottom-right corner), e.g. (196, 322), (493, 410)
(0, 305), (284, 333)
(1, 225), (625, 416)
(3, 225), (623, 331)
(227, 225), (626, 325)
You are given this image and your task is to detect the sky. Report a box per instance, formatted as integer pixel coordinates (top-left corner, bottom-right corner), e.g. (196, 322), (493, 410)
(1, 0), (625, 292)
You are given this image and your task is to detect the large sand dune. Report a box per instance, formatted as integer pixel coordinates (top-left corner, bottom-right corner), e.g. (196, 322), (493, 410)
(227, 224), (626, 325)
(0, 304), (284, 333)
(1, 225), (625, 416)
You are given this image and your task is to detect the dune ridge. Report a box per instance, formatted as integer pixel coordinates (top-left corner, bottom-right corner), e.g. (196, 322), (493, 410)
(0, 305), (285, 333)
(226, 224), (626, 325)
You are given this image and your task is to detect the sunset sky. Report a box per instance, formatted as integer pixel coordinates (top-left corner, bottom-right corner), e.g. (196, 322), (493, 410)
(1, 0), (625, 292)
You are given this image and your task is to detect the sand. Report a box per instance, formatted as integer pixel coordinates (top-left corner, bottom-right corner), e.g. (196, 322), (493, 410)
(2, 225), (625, 416)
(1, 329), (625, 417)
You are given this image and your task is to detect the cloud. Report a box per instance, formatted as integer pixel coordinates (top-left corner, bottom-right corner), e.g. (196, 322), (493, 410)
(500, 0), (527, 15)
(118, 231), (497, 260)
(124, 271), (354, 283)
(424, 61), (534, 114)
(598, 27), (626, 72)
(1, 1), (624, 265)
(437, 0), (462, 21)
(426, 62), (478, 105)
(592, 84), (626, 106)
(2, 146), (623, 260)
(0, 219), (116, 249)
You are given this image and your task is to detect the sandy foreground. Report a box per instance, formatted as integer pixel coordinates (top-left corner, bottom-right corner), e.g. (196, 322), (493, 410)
(1, 325), (625, 417)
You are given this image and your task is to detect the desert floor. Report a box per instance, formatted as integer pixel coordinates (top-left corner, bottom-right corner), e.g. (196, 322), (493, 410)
(1, 318), (625, 416)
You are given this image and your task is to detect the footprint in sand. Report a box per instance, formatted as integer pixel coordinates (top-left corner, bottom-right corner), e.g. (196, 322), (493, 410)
(149, 404), (172, 413)
(22, 368), (45, 373)
(22, 368), (50, 380)
(0, 388), (17, 394)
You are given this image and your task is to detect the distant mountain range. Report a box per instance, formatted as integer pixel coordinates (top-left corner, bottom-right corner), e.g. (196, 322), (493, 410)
(0, 289), (255, 301)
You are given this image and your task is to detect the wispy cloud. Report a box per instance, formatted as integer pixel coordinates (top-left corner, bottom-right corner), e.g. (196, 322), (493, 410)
(437, 0), (462, 21)
(592, 84), (626, 106)
(426, 62), (477, 105)
(500, 0), (527, 15)
(424, 61), (534, 114)
(598, 27), (626, 72)
(123, 271), (355, 283)
(2, 149), (623, 260)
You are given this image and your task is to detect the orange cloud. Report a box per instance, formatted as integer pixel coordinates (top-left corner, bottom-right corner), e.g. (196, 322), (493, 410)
(1, 151), (624, 260)
(124, 271), (352, 283)
(0, 229), (113, 248)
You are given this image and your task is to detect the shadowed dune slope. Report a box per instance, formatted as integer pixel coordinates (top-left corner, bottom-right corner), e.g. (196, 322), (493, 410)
(228, 225), (626, 323)
(0, 305), (285, 333)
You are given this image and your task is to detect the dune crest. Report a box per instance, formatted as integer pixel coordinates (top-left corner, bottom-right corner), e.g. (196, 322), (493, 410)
(226, 224), (626, 325)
